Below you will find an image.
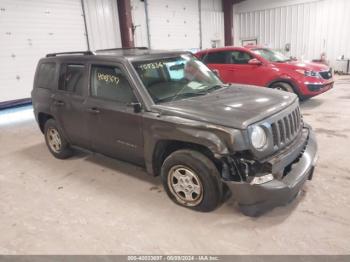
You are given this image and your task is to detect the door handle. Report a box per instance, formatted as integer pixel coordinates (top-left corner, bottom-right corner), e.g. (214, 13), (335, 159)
(53, 100), (65, 106)
(87, 107), (100, 114)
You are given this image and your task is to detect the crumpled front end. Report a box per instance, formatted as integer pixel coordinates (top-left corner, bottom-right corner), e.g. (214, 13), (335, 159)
(222, 126), (317, 216)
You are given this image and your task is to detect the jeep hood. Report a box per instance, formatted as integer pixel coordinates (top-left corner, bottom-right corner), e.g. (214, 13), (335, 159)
(152, 85), (298, 129)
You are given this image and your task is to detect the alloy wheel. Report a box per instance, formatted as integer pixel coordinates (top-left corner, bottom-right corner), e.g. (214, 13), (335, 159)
(47, 127), (62, 153)
(167, 165), (203, 206)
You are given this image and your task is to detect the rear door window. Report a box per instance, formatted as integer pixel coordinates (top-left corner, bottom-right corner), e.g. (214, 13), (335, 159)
(36, 63), (56, 89)
(59, 64), (86, 96)
(203, 52), (230, 64)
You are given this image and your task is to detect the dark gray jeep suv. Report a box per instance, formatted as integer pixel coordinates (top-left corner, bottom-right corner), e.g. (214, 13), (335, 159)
(31, 48), (318, 216)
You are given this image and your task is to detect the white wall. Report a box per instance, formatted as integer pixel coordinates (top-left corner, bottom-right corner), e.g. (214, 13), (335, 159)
(131, 0), (148, 47)
(146, 0), (200, 49)
(83, 0), (122, 50)
(130, 0), (224, 50)
(0, 0), (87, 102)
(200, 11), (224, 49)
(234, 0), (350, 71)
(200, 0), (224, 49)
(201, 0), (222, 12)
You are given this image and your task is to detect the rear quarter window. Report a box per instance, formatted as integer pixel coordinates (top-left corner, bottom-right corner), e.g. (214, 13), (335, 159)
(36, 63), (56, 89)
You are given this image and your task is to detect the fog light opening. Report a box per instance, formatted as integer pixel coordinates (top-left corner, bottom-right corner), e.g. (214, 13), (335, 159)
(250, 174), (274, 185)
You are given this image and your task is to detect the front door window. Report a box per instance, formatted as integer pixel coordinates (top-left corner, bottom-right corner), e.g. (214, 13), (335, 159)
(90, 65), (136, 103)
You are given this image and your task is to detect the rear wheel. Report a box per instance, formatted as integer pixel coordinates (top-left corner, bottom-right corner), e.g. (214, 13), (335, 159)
(270, 82), (295, 94)
(44, 119), (73, 159)
(161, 149), (222, 212)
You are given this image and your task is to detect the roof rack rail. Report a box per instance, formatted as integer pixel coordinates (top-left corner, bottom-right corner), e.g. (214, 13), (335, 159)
(95, 47), (148, 52)
(46, 51), (94, 57)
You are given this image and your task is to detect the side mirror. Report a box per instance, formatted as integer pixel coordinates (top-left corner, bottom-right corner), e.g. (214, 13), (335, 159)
(128, 102), (142, 113)
(248, 58), (262, 65)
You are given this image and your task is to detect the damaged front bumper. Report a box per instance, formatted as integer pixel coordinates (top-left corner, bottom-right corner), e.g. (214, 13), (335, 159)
(225, 127), (317, 216)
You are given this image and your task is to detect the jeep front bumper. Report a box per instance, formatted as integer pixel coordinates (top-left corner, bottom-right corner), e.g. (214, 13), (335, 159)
(225, 128), (317, 216)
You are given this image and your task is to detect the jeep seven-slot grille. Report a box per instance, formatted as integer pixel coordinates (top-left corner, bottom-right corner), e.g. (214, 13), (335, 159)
(271, 107), (302, 148)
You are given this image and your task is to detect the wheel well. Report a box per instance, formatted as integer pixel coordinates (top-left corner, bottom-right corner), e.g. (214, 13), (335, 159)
(38, 113), (53, 133)
(268, 80), (298, 94)
(152, 140), (222, 176)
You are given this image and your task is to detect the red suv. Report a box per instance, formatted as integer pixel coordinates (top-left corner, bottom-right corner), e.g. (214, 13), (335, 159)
(195, 46), (334, 99)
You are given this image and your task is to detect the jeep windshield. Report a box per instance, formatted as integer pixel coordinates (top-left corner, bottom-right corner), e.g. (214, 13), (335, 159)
(252, 48), (290, 63)
(133, 54), (224, 103)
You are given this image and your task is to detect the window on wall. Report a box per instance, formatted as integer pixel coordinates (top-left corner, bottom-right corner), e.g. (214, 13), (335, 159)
(229, 51), (253, 64)
(90, 65), (136, 103)
(37, 63), (56, 89)
(59, 64), (85, 95)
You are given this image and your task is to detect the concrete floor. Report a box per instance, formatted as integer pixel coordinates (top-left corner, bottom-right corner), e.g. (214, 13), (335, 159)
(0, 77), (350, 255)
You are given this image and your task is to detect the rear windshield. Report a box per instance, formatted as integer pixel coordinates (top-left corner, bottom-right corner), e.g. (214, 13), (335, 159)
(36, 62), (56, 89)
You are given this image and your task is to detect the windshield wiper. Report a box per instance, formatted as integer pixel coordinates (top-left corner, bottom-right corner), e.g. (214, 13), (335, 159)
(275, 59), (291, 63)
(157, 83), (224, 104)
(158, 91), (207, 103)
(206, 84), (224, 93)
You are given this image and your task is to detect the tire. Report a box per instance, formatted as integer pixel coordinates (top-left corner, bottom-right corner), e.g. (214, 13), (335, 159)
(270, 82), (295, 94)
(300, 96), (311, 102)
(161, 149), (223, 212)
(44, 119), (73, 159)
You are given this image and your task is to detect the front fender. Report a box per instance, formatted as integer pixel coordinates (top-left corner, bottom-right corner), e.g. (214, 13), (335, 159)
(143, 115), (245, 175)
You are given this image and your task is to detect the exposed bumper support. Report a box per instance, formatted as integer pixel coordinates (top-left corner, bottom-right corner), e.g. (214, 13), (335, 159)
(225, 128), (318, 216)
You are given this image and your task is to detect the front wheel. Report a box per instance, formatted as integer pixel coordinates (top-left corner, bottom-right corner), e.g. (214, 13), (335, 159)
(270, 82), (295, 94)
(161, 149), (223, 212)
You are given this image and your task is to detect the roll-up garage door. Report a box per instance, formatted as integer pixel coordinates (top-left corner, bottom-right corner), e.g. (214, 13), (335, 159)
(0, 0), (87, 103)
(147, 0), (200, 50)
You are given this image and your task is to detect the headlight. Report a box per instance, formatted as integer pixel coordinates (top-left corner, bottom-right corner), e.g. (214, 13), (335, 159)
(250, 126), (267, 150)
(296, 69), (320, 78)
